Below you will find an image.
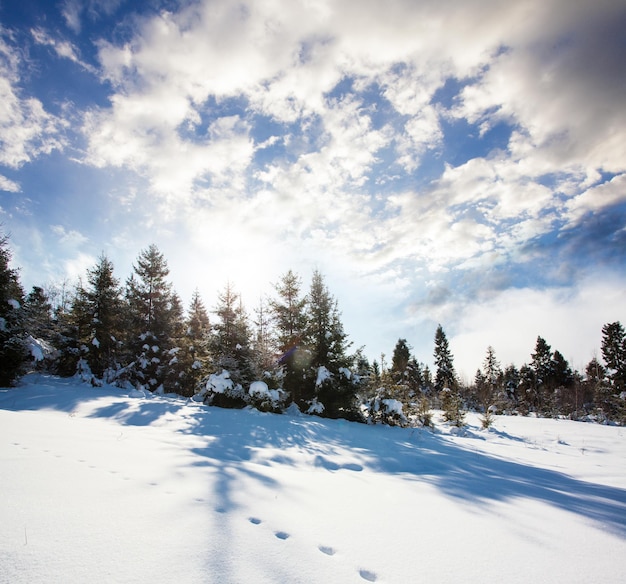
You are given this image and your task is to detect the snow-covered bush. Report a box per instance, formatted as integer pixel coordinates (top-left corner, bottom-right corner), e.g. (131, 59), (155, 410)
(196, 370), (247, 409)
(248, 380), (288, 413)
(365, 390), (408, 426)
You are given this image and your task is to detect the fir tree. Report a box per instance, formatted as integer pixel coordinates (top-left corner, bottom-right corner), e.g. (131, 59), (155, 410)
(304, 270), (356, 418)
(530, 336), (554, 413)
(433, 324), (457, 391)
(251, 296), (276, 377)
(0, 232), (27, 386)
(125, 245), (179, 392)
(23, 286), (53, 341)
(479, 346), (501, 411)
(390, 338), (411, 385)
(211, 282), (254, 391)
(72, 255), (123, 379)
(601, 321), (626, 391)
(270, 270), (309, 405)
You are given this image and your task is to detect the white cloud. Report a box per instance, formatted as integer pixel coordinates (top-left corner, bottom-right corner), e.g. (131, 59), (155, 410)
(565, 174), (626, 225)
(30, 28), (96, 73)
(68, 0), (626, 363)
(450, 272), (626, 380)
(51, 225), (88, 247)
(0, 31), (64, 168)
(0, 174), (20, 192)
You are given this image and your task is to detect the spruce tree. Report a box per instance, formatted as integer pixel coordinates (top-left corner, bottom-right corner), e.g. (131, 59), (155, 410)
(480, 346), (501, 411)
(530, 336), (552, 413)
(433, 324), (457, 391)
(211, 282), (254, 392)
(125, 245), (178, 392)
(304, 270), (356, 418)
(251, 296), (275, 376)
(176, 289), (212, 397)
(270, 270), (309, 405)
(73, 255), (123, 379)
(23, 286), (53, 341)
(601, 321), (626, 391)
(0, 233), (27, 386)
(390, 338), (411, 385)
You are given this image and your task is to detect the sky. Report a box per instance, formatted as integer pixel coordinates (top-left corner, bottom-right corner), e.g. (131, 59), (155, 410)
(1, 0), (625, 379)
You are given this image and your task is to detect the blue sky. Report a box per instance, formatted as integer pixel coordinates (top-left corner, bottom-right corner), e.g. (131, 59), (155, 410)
(1, 0), (625, 378)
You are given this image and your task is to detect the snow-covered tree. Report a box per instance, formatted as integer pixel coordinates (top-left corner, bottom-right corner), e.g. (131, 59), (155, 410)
(125, 245), (180, 392)
(175, 289), (212, 397)
(23, 286), (53, 341)
(303, 270), (357, 419)
(211, 281), (254, 391)
(0, 232), (27, 386)
(72, 255), (123, 379)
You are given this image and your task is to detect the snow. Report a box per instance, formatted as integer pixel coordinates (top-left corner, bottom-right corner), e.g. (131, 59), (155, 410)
(381, 398), (403, 416)
(201, 370), (234, 395)
(315, 366), (331, 386)
(91, 337), (100, 348)
(25, 336), (54, 362)
(7, 298), (20, 309)
(249, 380), (282, 404)
(1, 374), (626, 584)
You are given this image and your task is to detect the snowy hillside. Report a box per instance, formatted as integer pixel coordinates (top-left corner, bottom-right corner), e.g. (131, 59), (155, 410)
(2, 374), (626, 584)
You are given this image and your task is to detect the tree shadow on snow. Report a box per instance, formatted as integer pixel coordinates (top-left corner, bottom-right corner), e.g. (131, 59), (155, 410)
(180, 410), (626, 538)
(4, 377), (624, 538)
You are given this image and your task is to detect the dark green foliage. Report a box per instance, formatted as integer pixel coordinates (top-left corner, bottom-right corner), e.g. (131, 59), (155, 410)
(441, 387), (465, 427)
(390, 338), (411, 384)
(434, 324), (457, 391)
(211, 282), (254, 388)
(72, 255), (123, 379)
(601, 322), (626, 391)
(174, 289), (212, 397)
(125, 245), (182, 391)
(24, 286), (53, 340)
(0, 233), (28, 386)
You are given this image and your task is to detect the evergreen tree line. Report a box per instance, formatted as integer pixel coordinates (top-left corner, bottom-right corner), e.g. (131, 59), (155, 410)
(1, 233), (625, 425)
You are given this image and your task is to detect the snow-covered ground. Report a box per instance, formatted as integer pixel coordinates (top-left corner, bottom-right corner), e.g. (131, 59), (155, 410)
(2, 374), (625, 584)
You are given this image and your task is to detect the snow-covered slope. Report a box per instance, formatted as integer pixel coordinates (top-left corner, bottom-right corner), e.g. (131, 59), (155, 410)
(2, 374), (625, 583)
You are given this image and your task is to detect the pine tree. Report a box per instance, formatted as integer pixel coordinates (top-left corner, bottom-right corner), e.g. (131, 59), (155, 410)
(530, 336), (554, 413)
(72, 255), (123, 379)
(23, 286), (53, 341)
(270, 270), (310, 405)
(304, 270), (356, 418)
(479, 346), (501, 411)
(601, 322), (626, 391)
(125, 245), (179, 392)
(390, 338), (411, 385)
(599, 322), (626, 422)
(176, 289), (212, 397)
(433, 324), (457, 391)
(211, 282), (254, 391)
(0, 232), (27, 386)
(251, 296), (275, 377)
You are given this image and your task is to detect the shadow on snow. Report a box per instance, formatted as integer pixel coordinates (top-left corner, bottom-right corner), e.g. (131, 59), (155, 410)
(2, 374), (625, 538)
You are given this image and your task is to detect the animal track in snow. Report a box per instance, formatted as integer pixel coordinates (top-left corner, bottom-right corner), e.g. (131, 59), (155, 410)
(274, 531), (290, 540)
(318, 545), (336, 556)
(359, 569), (377, 582)
(248, 517), (262, 525)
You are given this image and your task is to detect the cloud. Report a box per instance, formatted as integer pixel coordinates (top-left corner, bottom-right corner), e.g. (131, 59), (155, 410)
(450, 271), (626, 379)
(0, 174), (20, 192)
(30, 27), (97, 74)
(53, 0), (625, 371)
(0, 29), (64, 168)
(51, 225), (88, 247)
